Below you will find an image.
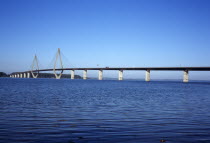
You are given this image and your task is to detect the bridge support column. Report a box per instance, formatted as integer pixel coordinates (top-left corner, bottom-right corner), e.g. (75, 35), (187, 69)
(20, 74), (22, 78)
(31, 71), (38, 78)
(145, 70), (150, 82)
(118, 70), (123, 80)
(23, 73), (26, 78)
(55, 74), (62, 79)
(71, 70), (75, 79)
(15, 75), (16, 78)
(83, 70), (87, 80)
(17, 74), (19, 78)
(183, 70), (189, 83)
(98, 70), (103, 80)
(27, 72), (30, 78)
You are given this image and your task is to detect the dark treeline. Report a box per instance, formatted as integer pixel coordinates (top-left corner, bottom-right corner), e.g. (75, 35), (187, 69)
(37, 73), (82, 79)
(0, 72), (8, 77)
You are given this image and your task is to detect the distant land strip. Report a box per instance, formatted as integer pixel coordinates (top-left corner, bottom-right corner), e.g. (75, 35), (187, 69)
(0, 72), (82, 79)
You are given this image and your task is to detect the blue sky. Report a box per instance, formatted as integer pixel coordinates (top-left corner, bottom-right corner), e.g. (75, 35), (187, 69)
(0, 0), (210, 79)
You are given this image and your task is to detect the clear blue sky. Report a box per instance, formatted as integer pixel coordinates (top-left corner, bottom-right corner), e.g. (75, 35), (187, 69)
(0, 0), (210, 79)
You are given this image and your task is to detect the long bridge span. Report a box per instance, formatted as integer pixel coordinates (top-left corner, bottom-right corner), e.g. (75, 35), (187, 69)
(9, 49), (210, 82)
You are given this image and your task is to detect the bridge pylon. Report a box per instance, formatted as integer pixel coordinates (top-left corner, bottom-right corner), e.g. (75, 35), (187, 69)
(53, 48), (63, 79)
(31, 55), (39, 78)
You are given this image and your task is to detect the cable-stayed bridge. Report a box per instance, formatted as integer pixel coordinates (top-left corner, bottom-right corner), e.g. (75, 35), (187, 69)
(10, 48), (210, 82)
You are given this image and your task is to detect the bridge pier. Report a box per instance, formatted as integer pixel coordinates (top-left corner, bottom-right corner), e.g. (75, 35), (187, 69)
(98, 70), (103, 80)
(183, 70), (189, 82)
(145, 70), (150, 82)
(118, 70), (123, 80)
(23, 73), (26, 78)
(83, 70), (87, 80)
(71, 70), (75, 79)
(31, 72), (38, 78)
(55, 74), (62, 79)
(20, 74), (23, 78)
(27, 72), (30, 78)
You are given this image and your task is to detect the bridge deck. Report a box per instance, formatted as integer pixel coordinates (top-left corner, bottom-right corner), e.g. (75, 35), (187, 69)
(14, 67), (210, 74)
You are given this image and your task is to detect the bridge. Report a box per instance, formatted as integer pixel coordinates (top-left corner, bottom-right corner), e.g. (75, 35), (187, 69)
(9, 49), (210, 82)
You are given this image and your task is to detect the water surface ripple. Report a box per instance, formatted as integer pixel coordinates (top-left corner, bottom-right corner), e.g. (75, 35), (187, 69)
(0, 78), (210, 143)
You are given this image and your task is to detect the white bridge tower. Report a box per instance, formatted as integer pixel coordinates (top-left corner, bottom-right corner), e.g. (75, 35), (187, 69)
(31, 55), (39, 78)
(53, 48), (63, 79)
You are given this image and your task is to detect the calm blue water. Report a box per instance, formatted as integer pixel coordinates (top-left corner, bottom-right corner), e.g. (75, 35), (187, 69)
(0, 78), (210, 143)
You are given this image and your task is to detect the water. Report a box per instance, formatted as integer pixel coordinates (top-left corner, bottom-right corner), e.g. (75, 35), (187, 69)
(0, 78), (210, 143)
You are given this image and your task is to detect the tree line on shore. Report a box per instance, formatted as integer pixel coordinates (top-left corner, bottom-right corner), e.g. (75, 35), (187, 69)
(0, 72), (82, 79)
(0, 72), (8, 77)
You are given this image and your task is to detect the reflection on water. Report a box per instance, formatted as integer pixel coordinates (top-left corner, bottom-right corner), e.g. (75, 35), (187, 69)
(0, 78), (210, 143)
